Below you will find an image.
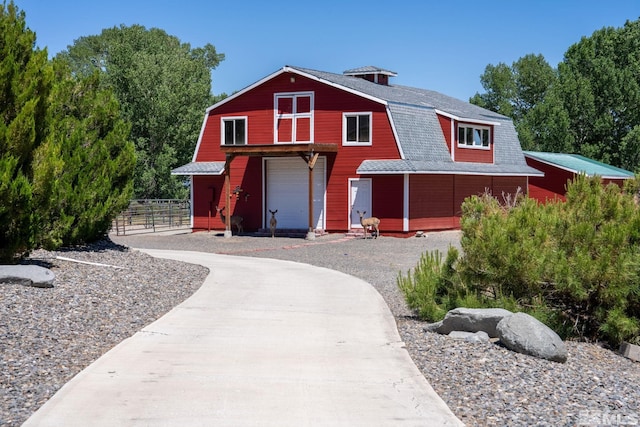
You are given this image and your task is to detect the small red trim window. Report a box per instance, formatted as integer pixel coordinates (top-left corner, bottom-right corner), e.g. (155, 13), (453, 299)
(274, 92), (313, 143)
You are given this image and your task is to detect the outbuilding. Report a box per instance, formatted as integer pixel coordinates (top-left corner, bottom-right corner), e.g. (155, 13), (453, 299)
(524, 151), (635, 202)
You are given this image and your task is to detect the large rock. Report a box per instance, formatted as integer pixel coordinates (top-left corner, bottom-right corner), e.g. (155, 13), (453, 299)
(0, 265), (55, 288)
(496, 312), (567, 363)
(425, 307), (513, 338)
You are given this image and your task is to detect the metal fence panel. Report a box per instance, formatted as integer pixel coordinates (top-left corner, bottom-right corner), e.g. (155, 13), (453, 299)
(111, 199), (191, 236)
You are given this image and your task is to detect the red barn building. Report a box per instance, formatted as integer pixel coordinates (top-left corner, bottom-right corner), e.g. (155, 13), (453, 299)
(524, 151), (635, 203)
(173, 65), (542, 237)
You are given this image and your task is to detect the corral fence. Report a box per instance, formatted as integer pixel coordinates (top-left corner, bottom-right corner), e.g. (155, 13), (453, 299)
(111, 199), (191, 236)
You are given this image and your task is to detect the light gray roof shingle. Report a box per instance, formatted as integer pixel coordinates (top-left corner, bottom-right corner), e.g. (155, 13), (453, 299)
(172, 162), (225, 175)
(289, 65), (538, 176)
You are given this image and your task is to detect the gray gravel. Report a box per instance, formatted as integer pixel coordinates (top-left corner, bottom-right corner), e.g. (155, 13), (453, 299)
(2, 230), (640, 426)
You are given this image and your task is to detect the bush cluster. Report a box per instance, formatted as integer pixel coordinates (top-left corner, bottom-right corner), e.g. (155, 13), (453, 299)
(399, 175), (640, 346)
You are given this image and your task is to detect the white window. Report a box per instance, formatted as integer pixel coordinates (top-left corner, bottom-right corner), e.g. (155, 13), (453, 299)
(343, 112), (372, 145)
(222, 117), (247, 145)
(457, 125), (490, 149)
(274, 92), (313, 143)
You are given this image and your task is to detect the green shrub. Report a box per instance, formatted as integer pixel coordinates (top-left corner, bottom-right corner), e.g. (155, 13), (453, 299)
(399, 174), (640, 346)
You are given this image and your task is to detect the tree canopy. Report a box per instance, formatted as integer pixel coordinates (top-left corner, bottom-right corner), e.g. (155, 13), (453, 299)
(58, 25), (225, 198)
(471, 19), (640, 172)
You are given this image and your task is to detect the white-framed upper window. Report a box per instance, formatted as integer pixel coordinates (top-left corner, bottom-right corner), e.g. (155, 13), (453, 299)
(221, 117), (247, 145)
(457, 124), (490, 149)
(343, 112), (372, 145)
(274, 92), (313, 143)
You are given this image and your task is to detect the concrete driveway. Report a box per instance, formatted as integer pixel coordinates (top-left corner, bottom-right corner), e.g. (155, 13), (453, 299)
(23, 249), (463, 426)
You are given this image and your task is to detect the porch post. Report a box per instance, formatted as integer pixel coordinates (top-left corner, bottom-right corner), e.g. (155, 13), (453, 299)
(306, 152), (319, 240)
(224, 154), (234, 238)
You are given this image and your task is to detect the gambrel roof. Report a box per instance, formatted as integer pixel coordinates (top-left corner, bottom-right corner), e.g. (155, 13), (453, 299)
(188, 65), (542, 177)
(286, 66), (541, 176)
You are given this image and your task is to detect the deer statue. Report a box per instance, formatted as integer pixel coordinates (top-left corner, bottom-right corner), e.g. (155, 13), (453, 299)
(269, 209), (278, 238)
(356, 210), (380, 239)
(216, 206), (244, 235)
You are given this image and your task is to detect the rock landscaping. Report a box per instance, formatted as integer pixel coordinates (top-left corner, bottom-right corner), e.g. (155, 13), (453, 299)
(427, 307), (568, 363)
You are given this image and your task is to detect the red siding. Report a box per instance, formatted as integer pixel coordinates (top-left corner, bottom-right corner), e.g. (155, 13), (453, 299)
(409, 175), (457, 230)
(371, 175), (404, 232)
(492, 176), (528, 199)
(525, 157), (573, 201)
(192, 175), (225, 231)
(437, 115), (452, 153)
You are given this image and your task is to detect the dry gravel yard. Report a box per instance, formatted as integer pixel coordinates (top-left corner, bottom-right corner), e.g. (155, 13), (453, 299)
(1, 230), (639, 426)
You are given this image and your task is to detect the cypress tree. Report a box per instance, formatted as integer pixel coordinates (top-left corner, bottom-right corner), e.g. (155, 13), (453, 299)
(32, 60), (135, 248)
(0, 1), (52, 262)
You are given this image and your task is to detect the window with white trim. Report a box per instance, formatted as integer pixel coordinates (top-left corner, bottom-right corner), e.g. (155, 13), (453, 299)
(457, 125), (490, 149)
(274, 92), (313, 143)
(343, 112), (372, 145)
(222, 117), (247, 145)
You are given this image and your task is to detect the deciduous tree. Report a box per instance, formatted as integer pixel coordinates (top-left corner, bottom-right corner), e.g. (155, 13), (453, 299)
(59, 25), (225, 198)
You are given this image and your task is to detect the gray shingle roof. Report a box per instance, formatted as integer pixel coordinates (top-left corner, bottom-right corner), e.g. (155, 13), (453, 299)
(343, 66), (397, 76)
(172, 162), (225, 175)
(288, 66), (539, 176)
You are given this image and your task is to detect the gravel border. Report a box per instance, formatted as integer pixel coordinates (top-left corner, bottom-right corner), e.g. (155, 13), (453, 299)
(2, 230), (639, 426)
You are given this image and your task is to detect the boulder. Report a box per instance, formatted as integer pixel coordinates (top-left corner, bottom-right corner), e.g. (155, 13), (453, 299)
(496, 312), (567, 363)
(0, 265), (55, 288)
(448, 330), (490, 344)
(425, 307), (513, 338)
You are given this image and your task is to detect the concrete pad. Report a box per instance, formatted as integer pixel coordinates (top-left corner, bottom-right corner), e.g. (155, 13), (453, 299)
(23, 249), (463, 426)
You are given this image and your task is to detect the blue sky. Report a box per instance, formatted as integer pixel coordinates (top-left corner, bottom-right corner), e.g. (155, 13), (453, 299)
(15, 0), (640, 101)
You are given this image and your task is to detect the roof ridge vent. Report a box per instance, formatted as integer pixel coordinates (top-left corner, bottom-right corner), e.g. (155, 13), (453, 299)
(343, 66), (397, 86)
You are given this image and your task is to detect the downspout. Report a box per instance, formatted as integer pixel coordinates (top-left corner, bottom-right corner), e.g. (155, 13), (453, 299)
(403, 174), (409, 232)
(451, 119), (455, 161)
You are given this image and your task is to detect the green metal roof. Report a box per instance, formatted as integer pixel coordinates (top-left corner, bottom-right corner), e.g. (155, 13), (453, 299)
(524, 151), (635, 179)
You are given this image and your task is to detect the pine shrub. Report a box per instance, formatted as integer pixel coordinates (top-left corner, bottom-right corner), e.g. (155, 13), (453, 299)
(399, 175), (640, 345)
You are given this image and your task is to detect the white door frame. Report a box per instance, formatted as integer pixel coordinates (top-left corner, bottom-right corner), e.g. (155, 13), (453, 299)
(349, 178), (372, 229)
(263, 156), (326, 229)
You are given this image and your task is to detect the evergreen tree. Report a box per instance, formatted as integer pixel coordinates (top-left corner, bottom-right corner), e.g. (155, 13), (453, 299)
(0, 1), (52, 262)
(32, 60), (135, 248)
(0, 2), (136, 261)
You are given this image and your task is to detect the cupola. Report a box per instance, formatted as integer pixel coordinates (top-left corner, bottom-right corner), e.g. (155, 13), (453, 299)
(343, 66), (397, 86)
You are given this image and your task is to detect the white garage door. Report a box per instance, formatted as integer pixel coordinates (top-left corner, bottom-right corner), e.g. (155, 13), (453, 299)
(265, 157), (325, 229)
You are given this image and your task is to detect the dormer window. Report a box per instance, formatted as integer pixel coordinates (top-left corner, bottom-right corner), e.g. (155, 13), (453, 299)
(458, 125), (490, 149)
